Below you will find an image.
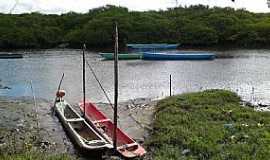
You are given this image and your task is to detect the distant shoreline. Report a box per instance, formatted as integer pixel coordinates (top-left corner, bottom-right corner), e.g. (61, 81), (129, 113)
(1, 46), (270, 53)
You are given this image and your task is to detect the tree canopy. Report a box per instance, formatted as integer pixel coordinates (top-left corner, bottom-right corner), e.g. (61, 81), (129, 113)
(0, 5), (269, 49)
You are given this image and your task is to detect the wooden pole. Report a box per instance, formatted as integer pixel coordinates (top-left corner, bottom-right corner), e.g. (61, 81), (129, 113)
(30, 80), (39, 133)
(175, 0), (178, 7)
(113, 23), (119, 150)
(83, 44), (86, 118)
(170, 74), (172, 96)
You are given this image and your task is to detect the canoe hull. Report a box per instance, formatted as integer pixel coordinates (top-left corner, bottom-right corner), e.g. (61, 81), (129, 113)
(80, 101), (146, 158)
(0, 54), (23, 59)
(143, 52), (215, 60)
(54, 99), (112, 152)
(100, 53), (142, 60)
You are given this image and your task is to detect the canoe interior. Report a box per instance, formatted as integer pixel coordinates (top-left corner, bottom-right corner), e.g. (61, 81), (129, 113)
(70, 120), (102, 141)
(80, 102), (134, 146)
(79, 102), (146, 157)
(63, 105), (81, 119)
(55, 101), (109, 147)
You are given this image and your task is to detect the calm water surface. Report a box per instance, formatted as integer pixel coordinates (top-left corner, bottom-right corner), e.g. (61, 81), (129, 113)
(1, 49), (270, 104)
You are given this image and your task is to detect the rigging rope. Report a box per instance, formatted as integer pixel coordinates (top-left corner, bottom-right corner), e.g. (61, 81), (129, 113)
(85, 58), (122, 127)
(85, 59), (114, 111)
(84, 56), (121, 124)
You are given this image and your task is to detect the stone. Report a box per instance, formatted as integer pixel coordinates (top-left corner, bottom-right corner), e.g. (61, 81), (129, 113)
(182, 149), (190, 155)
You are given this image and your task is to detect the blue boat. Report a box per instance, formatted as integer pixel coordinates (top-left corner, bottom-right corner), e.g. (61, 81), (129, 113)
(127, 43), (179, 51)
(0, 53), (23, 59)
(142, 51), (215, 60)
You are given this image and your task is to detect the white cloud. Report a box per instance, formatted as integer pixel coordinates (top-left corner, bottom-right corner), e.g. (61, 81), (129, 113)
(0, 0), (269, 14)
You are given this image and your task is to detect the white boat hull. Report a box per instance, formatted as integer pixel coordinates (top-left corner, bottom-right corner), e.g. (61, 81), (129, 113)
(54, 99), (113, 151)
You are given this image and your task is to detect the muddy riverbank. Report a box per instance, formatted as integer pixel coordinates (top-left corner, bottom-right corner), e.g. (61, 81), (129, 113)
(0, 97), (73, 155)
(0, 96), (156, 159)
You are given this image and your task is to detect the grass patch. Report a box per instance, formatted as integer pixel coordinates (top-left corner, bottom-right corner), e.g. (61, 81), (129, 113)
(147, 89), (270, 160)
(0, 152), (75, 160)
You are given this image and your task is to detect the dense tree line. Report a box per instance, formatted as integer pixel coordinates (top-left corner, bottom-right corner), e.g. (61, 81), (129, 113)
(0, 5), (270, 50)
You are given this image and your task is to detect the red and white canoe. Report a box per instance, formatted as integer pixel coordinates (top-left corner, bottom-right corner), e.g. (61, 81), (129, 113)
(79, 101), (146, 158)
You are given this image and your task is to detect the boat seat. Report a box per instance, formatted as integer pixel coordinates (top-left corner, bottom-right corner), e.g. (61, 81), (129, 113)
(66, 118), (84, 122)
(117, 143), (138, 150)
(93, 119), (110, 124)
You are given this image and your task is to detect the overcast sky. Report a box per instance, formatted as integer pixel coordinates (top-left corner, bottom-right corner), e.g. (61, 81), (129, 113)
(0, 0), (269, 14)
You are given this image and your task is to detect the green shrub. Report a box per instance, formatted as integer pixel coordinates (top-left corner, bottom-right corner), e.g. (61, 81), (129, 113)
(148, 89), (270, 159)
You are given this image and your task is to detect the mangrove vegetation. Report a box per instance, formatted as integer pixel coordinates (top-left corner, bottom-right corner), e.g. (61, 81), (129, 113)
(0, 5), (270, 49)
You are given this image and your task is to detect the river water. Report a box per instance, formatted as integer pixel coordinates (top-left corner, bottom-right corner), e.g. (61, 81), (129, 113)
(1, 49), (270, 105)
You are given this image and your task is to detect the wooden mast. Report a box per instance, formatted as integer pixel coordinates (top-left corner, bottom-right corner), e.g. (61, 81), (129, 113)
(83, 44), (86, 118)
(113, 23), (119, 150)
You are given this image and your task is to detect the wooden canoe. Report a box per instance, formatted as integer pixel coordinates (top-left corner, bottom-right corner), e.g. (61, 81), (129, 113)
(79, 101), (146, 158)
(54, 98), (113, 151)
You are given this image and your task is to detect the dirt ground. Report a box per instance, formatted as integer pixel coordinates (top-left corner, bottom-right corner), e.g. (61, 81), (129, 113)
(0, 96), (156, 159)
